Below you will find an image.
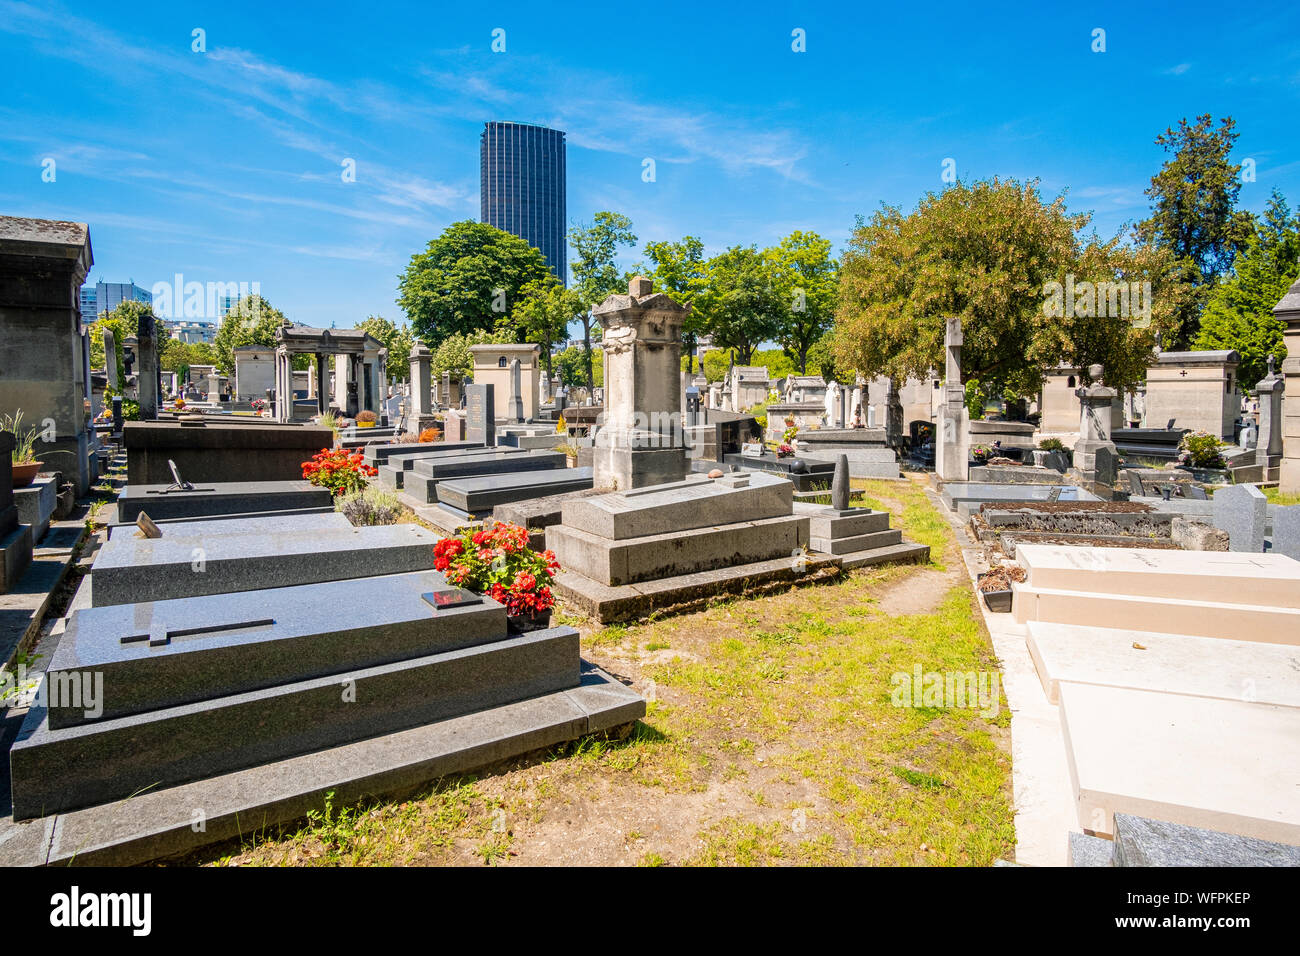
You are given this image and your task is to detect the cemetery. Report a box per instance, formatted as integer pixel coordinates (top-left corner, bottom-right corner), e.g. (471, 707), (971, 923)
(2, 190), (1299, 870)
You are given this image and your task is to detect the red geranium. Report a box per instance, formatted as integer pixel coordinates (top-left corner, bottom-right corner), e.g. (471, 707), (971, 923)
(434, 521), (560, 617)
(301, 447), (377, 496)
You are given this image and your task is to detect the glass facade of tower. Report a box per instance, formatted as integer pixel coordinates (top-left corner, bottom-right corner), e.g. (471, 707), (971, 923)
(480, 122), (567, 283)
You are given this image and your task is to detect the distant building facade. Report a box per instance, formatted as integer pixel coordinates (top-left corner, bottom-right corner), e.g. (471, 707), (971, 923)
(480, 121), (567, 283)
(79, 280), (152, 319)
(167, 320), (218, 344)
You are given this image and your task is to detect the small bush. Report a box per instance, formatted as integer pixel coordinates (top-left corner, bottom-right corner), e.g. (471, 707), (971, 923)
(1038, 437), (1065, 451)
(336, 485), (403, 526)
(355, 410), (377, 424)
(1177, 431), (1226, 469)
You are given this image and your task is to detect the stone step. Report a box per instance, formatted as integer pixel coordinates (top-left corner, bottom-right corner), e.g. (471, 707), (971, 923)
(1012, 583), (1300, 644)
(379, 446), (525, 490)
(116, 480), (333, 523)
(793, 503), (891, 538)
(562, 472), (793, 541)
(548, 514), (809, 587)
(0, 663), (643, 866)
(361, 440), (483, 468)
(498, 433), (562, 450)
(405, 451), (565, 503)
(1027, 622), (1300, 707)
(1017, 544), (1300, 609)
(437, 468), (594, 518)
(89, 524), (440, 606)
(838, 541), (930, 570)
(48, 570), (505, 728)
(11, 627), (580, 820)
(1058, 682), (1300, 844)
(810, 528), (901, 555)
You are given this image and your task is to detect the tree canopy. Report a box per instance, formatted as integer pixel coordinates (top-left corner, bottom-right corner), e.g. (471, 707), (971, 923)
(693, 245), (781, 365)
(766, 230), (838, 373)
(1195, 189), (1300, 386)
(833, 177), (1181, 397)
(398, 221), (552, 348)
(1136, 114), (1255, 344)
(568, 212), (637, 388)
(356, 315), (416, 379)
(213, 295), (287, 375)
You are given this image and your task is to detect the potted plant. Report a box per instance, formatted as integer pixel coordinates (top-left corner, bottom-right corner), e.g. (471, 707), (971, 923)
(971, 444), (993, 465)
(433, 522), (559, 633)
(976, 565), (1025, 612)
(2, 411), (42, 488)
(556, 441), (580, 468)
(301, 447), (377, 496)
(355, 410), (377, 429)
(776, 442), (795, 458)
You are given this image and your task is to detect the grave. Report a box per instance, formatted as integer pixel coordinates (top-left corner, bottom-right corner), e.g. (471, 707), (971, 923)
(0, 431), (34, 593)
(436, 467), (595, 519)
(469, 344), (542, 422)
(1274, 277), (1300, 494)
(1274, 505), (1300, 561)
(401, 449), (565, 504)
(1212, 483), (1268, 552)
(89, 523), (440, 606)
(10, 568), (643, 823)
(935, 317), (970, 481)
(362, 439), (483, 469)
(939, 482), (1099, 519)
(792, 427), (901, 479)
(465, 383), (496, 446)
(124, 420), (334, 484)
(721, 449), (835, 492)
(13, 474), (57, 544)
(1143, 350), (1241, 440)
(116, 479), (333, 523)
(794, 457), (929, 568)
(106, 511), (351, 540)
(377, 445), (524, 491)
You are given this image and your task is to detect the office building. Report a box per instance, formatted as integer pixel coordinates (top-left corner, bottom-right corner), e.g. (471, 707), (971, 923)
(480, 121), (567, 283)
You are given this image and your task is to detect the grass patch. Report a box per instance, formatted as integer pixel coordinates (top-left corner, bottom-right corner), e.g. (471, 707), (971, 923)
(1264, 487), (1300, 506)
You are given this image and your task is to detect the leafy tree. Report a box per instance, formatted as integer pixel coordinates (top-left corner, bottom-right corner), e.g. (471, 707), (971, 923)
(1136, 115), (1255, 344)
(213, 295), (287, 374)
(807, 330), (851, 383)
(89, 315), (128, 390)
(514, 279), (583, 375)
(695, 245), (781, 365)
(766, 231), (838, 373)
(644, 236), (708, 371)
(398, 221), (552, 348)
(554, 343), (603, 388)
(1195, 189), (1300, 386)
(834, 178), (1181, 399)
(430, 329), (516, 379)
(356, 315), (416, 379)
(569, 212), (637, 387)
(159, 338), (217, 381)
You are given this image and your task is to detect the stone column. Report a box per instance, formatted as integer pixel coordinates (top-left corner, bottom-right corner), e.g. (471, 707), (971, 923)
(136, 311), (159, 419)
(274, 348), (291, 421)
(508, 358), (525, 423)
(315, 353), (330, 415)
(1256, 356), (1284, 480)
(1275, 278), (1300, 494)
(591, 277), (690, 490)
(206, 372), (221, 403)
(407, 343), (437, 432)
(935, 316), (969, 481)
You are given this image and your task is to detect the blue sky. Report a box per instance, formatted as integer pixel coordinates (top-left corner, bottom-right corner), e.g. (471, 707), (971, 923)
(1, 0), (1298, 329)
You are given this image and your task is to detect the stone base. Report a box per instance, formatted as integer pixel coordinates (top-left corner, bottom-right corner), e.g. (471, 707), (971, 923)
(13, 476), (57, 544)
(591, 445), (687, 491)
(553, 553), (842, 625)
(800, 448), (901, 478)
(1, 663), (642, 865)
(0, 522), (34, 594)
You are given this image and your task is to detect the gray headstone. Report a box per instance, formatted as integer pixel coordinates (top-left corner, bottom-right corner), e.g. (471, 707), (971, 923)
(1212, 483), (1267, 552)
(508, 358), (524, 423)
(1272, 504), (1300, 560)
(1127, 472), (1145, 497)
(831, 455), (850, 511)
(1093, 445), (1118, 487)
(465, 383), (496, 446)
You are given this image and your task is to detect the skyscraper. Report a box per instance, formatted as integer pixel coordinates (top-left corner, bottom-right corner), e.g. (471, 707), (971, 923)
(480, 122), (567, 283)
(79, 280), (152, 319)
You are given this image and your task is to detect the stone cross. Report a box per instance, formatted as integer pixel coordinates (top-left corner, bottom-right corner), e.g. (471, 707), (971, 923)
(1256, 353), (1284, 471)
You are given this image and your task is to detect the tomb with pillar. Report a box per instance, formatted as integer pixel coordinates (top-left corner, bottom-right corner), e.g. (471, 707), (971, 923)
(271, 322), (387, 422)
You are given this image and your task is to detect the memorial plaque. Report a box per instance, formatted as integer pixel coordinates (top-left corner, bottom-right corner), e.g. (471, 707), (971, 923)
(466, 383), (496, 446)
(741, 442), (765, 458)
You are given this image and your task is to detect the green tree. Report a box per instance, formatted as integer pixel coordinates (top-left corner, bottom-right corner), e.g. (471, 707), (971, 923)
(644, 236), (708, 371)
(694, 245), (781, 365)
(356, 315), (416, 379)
(430, 329), (516, 379)
(214, 295), (287, 375)
(398, 221), (552, 348)
(569, 212), (637, 387)
(834, 178), (1181, 399)
(514, 278), (583, 375)
(766, 231), (838, 373)
(554, 343), (603, 388)
(1194, 189), (1300, 386)
(1136, 114), (1255, 344)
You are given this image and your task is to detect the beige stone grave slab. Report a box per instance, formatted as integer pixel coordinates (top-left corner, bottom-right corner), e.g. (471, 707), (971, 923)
(1027, 622), (1300, 706)
(1059, 682), (1300, 844)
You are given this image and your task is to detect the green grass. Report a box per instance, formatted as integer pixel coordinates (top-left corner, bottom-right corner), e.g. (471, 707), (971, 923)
(1263, 487), (1300, 506)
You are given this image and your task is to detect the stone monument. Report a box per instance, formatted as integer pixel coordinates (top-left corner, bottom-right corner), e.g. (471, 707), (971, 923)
(407, 342), (438, 433)
(0, 430), (34, 592)
(102, 326), (119, 391)
(1073, 364), (1119, 493)
(591, 277), (690, 490)
(137, 309), (159, 419)
(465, 383), (496, 446)
(1256, 355), (1284, 481)
(1273, 277), (1300, 495)
(508, 358), (525, 423)
(935, 316), (969, 482)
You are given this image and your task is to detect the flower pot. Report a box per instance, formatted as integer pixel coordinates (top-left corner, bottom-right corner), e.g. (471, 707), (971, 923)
(507, 608), (552, 634)
(976, 572), (1013, 612)
(11, 461), (40, 488)
(356, 421), (375, 428)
